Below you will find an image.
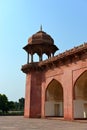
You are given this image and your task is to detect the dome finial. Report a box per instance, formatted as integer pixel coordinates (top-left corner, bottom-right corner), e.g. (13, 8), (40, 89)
(40, 25), (42, 31)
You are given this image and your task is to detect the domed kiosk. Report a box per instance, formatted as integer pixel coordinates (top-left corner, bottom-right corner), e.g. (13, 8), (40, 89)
(23, 27), (58, 63)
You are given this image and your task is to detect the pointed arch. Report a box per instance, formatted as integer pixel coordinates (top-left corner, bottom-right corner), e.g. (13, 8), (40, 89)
(73, 70), (87, 119)
(45, 79), (63, 101)
(73, 70), (87, 100)
(43, 53), (48, 61)
(45, 79), (64, 117)
(33, 53), (39, 62)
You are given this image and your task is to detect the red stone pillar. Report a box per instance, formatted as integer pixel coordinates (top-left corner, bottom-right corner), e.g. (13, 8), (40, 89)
(41, 81), (45, 118)
(63, 70), (74, 120)
(24, 70), (42, 118)
(30, 72), (41, 118)
(24, 74), (31, 118)
(27, 53), (29, 64)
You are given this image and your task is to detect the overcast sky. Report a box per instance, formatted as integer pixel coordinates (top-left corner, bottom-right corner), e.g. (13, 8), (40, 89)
(0, 0), (87, 101)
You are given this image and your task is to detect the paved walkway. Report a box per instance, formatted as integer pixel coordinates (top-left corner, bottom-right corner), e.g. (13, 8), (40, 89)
(0, 116), (87, 130)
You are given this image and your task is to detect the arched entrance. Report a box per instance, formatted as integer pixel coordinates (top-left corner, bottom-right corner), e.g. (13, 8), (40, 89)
(45, 79), (64, 117)
(73, 71), (87, 119)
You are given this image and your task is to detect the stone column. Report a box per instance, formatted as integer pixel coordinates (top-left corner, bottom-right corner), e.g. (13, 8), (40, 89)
(41, 80), (45, 118)
(31, 53), (33, 63)
(48, 54), (51, 59)
(24, 74), (31, 118)
(52, 53), (54, 57)
(27, 53), (29, 64)
(39, 54), (42, 61)
(63, 69), (74, 120)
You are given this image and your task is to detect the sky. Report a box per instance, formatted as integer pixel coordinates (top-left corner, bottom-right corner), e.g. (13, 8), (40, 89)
(0, 0), (87, 101)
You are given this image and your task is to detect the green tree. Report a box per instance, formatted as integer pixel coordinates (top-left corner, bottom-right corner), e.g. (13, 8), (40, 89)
(8, 101), (15, 111)
(0, 94), (25, 114)
(0, 94), (9, 114)
(19, 97), (25, 110)
(14, 102), (20, 110)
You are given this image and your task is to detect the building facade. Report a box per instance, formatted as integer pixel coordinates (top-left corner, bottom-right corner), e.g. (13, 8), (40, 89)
(21, 29), (87, 120)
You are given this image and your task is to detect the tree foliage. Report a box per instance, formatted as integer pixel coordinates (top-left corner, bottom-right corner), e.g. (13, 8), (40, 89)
(0, 93), (25, 115)
(19, 97), (25, 110)
(0, 94), (9, 114)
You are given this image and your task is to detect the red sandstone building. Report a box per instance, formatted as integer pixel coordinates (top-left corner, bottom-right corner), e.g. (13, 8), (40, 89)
(21, 28), (87, 120)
